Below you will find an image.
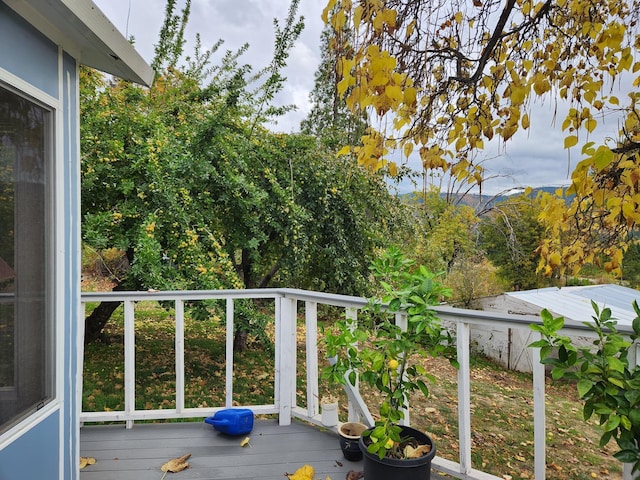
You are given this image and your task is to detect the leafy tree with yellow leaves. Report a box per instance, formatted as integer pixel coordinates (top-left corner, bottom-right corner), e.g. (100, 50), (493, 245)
(323, 0), (640, 277)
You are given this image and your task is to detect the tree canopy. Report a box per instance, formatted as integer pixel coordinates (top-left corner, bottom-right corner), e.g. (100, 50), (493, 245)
(323, 0), (640, 277)
(81, 0), (406, 342)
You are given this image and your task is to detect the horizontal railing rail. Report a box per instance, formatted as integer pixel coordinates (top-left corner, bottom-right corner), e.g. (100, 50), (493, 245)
(80, 288), (638, 480)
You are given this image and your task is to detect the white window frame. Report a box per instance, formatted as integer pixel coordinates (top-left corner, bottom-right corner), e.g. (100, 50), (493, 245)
(0, 65), (61, 448)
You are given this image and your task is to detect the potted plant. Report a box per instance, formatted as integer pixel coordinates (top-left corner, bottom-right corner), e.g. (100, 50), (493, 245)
(530, 300), (640, 476)
(324, 247), (457, 479)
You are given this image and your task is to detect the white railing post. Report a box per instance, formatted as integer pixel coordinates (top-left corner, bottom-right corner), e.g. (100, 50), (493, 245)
(457, 321), (472, 475)
(623, 343), (640, 480)
(395, 312), (410, 426)
(345, 307), (358, 422)
(277, 296), (296, 425)
(123, 300), (135, 429)
(532, 331), (546, 480)
(225, 298), (234, 408)
(305, 301), (319, 419)
(175, 299), (185, 414)
(77, 302), (86, 429)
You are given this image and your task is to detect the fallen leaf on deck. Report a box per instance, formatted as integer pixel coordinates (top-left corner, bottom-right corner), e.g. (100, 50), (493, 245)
(404, 444), (432, 458)
(161, 453), (191, 473)
(346, 470), (364, 480)
(240, 437), (251, 447)
(286, 464), (314, 480)
(79, 457), (96, 469)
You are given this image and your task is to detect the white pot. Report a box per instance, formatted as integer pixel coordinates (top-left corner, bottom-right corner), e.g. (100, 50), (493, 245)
(321, 402), (339, 427)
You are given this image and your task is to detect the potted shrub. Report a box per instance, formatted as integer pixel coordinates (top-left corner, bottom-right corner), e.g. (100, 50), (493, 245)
(530, 300), (640, 476)
(324, 248), (457, 479)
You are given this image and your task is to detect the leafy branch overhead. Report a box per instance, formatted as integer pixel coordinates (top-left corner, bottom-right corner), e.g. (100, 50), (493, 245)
(324, 0), (640, 277)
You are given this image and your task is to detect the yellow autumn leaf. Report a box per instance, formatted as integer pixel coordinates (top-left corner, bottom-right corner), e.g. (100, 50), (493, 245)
(337, 76), (353, 97)
(403, 142), (414, 158)
(321, 0), (337, 23)
(79, 457), (96, 469)
(287, 464), (315, 480)
(388, 161), (398, 176)
(564, 135), (578, 149)
(336, 145), (351, 157)
(509, 85), (527, 105)
(331, 9), (346, 30)
(584, 118), (597, 133)
(522, 113), (530, 130)
(161, 453), (191, 473)
(240, 436), (251, 447)
(385, 85), (403, 103)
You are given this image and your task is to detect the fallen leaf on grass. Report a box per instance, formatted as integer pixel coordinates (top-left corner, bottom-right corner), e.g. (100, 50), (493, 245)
(161, 453), (191, 473)
(285, 464), (314, 480)
(79, 457), (96, 469)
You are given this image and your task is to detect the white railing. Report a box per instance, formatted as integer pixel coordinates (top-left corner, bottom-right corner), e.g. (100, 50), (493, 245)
(80, 288), (638, 480)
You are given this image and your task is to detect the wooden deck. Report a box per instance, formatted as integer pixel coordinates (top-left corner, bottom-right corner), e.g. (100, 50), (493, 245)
(80, 419), (450, 479)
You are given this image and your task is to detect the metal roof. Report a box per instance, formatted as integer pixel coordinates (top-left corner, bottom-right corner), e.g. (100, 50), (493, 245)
(4, 0), (154, 86)
(507, 284), (639, 326)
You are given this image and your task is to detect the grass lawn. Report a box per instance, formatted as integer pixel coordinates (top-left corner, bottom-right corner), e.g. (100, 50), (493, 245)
(82, 299), (621, 480)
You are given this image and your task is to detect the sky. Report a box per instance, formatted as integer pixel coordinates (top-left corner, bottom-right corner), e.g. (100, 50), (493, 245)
(92, 0), (629, 196)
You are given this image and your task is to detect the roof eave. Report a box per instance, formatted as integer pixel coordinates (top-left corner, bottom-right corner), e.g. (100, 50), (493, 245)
(4, 0), (154, 86)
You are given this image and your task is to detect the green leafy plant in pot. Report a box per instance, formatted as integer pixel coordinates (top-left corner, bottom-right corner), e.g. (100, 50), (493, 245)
(530, 300), (640, 476)
(324, 248), (457, 479)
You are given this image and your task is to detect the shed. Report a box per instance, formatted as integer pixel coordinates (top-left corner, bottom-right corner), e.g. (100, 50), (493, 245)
(0, 2), (152, 479)
(470, 285), (640, 372)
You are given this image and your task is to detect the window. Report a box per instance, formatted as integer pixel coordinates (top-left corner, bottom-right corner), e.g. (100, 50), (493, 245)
(0, 83), (53, 433)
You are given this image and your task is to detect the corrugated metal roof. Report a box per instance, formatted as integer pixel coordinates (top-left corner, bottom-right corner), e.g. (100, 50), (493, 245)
(507, 284), (639, 326)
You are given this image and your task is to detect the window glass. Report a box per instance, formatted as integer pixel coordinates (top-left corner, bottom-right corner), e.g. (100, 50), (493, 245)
(0, 83), (52, 433)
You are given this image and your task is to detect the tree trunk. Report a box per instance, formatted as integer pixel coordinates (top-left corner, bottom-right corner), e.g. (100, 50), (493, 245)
(84, 282), (127, 344)
(233, 330), (248, 352)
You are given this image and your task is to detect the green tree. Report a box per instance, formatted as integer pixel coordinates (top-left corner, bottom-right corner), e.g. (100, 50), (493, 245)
(81, 0), (405, 345)
(479, 195), (547, 290)
(80, 0), (284, 342)
(300, 25), (367, 151)
(622, 243), (640, 288)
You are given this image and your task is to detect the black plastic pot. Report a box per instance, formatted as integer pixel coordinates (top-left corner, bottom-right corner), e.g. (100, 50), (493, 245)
(338, 422), (367, 461)
(359, 425), (436, 480)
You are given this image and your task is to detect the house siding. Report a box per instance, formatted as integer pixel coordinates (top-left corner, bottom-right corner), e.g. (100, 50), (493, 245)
(0, 3), (79, 480)
(0, 411), (59, 479)
(0, 2), (58, 98)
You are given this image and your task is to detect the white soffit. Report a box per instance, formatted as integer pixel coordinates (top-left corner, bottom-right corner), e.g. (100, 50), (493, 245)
(4, 0), (154, 86)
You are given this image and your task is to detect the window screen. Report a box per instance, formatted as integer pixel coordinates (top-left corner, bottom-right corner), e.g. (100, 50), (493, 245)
(0, 83), (53, 433)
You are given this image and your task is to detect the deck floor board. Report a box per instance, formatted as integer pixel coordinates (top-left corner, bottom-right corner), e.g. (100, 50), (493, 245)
(80, 419), (449, 479)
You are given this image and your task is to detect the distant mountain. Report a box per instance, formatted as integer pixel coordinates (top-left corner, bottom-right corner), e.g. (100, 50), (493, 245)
(398, 186), (571, 208)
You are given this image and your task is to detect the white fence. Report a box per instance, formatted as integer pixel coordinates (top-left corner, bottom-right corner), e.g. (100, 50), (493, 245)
(80, 289), (638, 480)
